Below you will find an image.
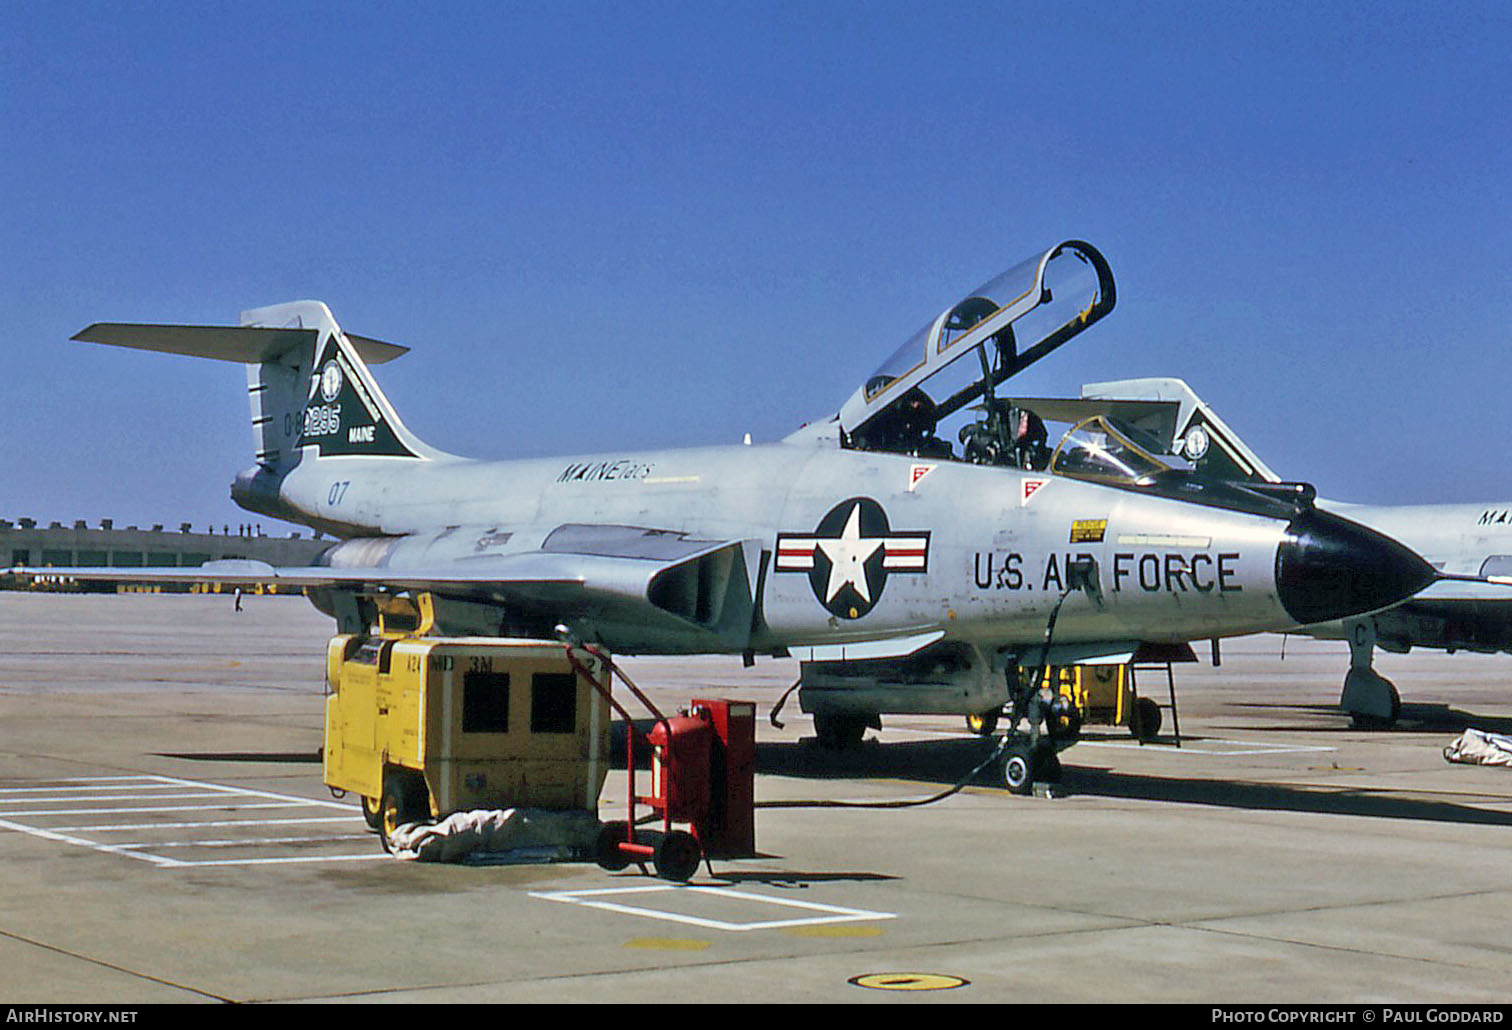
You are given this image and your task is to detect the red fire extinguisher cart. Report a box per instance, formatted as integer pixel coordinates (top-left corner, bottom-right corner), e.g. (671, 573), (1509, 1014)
(565, 644), (756, 882)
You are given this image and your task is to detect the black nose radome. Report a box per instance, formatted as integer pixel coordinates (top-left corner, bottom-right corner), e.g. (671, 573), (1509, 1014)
(1274, 509), (1435, 626)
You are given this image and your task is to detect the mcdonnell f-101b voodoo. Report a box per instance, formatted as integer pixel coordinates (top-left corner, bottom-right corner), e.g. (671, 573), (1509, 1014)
(1020, 376), (1512, 728)
(30, 240), (1438, 788)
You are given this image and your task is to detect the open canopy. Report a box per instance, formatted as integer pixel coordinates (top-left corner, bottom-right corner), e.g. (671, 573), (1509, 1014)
(838, 240), (1115, 457)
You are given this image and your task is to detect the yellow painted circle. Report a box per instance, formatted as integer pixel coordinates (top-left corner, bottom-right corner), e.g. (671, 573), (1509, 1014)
(849, 972), (969, 991)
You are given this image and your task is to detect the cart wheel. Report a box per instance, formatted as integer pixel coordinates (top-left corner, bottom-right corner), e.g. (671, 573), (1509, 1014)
(653, 830), (702, 883)
(360, 794), (382, 832)
(378, 770), (427, 854)
(966, 709), (1000, 736)
(594, 821), (634, 872)
(1130, 697), (1162, 740)
(1001, 743), (1035, 795)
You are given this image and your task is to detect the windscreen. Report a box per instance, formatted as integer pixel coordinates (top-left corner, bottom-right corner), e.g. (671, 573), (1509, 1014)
(1051, 417), (1186, 484)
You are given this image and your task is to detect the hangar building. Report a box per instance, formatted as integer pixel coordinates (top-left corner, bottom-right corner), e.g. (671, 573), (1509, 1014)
(2, 516), (328, 590)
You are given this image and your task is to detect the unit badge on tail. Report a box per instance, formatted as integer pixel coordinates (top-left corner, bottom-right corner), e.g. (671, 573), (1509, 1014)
(297, 334), (418, 458)
(775, 498), (930, 619)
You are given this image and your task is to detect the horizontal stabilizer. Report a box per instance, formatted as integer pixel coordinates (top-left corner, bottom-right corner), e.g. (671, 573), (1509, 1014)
(72, 323), (409, 366)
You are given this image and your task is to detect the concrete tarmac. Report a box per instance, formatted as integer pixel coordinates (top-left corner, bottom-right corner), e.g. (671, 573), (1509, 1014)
(1, 592), (1511, 1005)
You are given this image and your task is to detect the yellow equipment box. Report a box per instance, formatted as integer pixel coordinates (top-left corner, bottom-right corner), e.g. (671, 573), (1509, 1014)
(322, 635), (611, 836)
(1048, 663), (1128, 725)
(1046, 662), (1163, 740)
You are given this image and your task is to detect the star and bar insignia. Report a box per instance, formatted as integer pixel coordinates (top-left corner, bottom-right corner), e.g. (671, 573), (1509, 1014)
(775, 497), (930, 619)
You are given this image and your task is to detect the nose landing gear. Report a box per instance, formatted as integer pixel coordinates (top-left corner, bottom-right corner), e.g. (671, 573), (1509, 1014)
(999, 739), (1064, 795)
(996, 669), (1080, 795)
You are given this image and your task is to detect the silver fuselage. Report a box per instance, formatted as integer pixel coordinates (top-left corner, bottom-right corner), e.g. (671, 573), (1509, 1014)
(275, 440), (1300, 656)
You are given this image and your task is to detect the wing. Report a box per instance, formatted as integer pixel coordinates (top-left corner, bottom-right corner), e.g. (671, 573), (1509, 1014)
(11, 525), (765, 653)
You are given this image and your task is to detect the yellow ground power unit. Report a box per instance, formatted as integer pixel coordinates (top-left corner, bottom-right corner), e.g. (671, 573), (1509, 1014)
(1047, 662), (1166, 741)
(968, 660), (1169, 743)
(322, 635), (611, 845)
(1050, 663), (1127, 725)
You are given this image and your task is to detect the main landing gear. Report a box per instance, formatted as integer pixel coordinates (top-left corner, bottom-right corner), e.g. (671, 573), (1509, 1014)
(813, 712), (881, 750)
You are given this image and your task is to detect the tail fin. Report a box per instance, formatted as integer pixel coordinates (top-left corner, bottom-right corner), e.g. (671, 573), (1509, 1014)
(238, 300), (440, 468)
(73, 301), (444, 474)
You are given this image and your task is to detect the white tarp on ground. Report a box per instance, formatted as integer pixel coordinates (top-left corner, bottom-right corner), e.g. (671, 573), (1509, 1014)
(386, 808), (601, 863)
(1442, 729), (1512, 768)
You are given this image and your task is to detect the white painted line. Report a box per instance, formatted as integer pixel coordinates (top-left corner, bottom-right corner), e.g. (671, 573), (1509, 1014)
(16, 776), (154, 783)
(0, 792), (247, 806)
(51, 815), (357, 833)
(0, 775), (377, 868)
(6, 802), (312, 817)
(0, 817), (185, 867)
(537, 884), (682, 898)
(117, 834), (371, 849)
(145, 774), (354, 810)
(530, 883), (897, 933)
(0, 775), (351, 810)
(882, 726), (1337, 757)
(154, 853), (390, 867)
(0, 782), (199, 795)
(1076, 739), (1337, 756)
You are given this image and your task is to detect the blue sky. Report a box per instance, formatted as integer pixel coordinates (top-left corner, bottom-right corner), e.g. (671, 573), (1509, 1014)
(3, 1), (1509, 531)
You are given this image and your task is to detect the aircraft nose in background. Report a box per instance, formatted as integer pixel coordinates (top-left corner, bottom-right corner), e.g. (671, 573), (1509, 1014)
(1274, 509), (1436, 626)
